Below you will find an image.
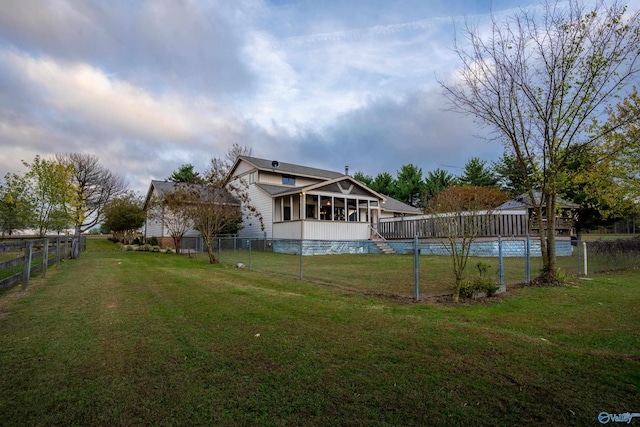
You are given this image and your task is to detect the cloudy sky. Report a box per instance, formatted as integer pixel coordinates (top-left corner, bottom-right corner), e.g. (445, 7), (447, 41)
(0, 0), (621, 194)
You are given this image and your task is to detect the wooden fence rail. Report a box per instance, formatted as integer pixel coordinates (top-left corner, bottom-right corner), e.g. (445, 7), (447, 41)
(0, 237), (85, 291)
(379, 211), (531, 240)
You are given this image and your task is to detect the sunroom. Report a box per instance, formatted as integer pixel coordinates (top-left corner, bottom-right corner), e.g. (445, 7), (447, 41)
(271, 177), (383, 240)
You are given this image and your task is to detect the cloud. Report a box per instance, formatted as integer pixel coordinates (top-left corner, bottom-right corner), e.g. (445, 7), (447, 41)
(0, 0), (256, 95)
(292, 89), (502, 177)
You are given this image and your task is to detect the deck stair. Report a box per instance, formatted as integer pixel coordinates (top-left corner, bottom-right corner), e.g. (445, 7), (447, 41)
(373, 240), (396, 255)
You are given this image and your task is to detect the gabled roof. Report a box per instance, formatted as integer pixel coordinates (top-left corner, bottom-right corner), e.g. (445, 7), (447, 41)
(144, 180), (238, 210)
(230, 155), (422, 215)
(231, 156), (344, 180)
(380, 197), (423, 214)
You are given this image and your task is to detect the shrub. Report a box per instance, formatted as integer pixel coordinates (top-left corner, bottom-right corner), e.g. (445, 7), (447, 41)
(125, 245), (134, 251)
(165, 248), (174, 254)
(460, 261), (499, 298)
(151, 245), (160, 252)
(148, 236), (159, 246)
(114, 242), (124, 251)
(140, 244), (152, 252)
(460, 278), (500, 298)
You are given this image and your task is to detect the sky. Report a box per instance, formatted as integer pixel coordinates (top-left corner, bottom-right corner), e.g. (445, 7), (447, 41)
(0, 0), (618, 194)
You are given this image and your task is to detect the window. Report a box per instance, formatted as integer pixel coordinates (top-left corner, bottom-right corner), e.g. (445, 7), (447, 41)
(282, 175), (295, 185)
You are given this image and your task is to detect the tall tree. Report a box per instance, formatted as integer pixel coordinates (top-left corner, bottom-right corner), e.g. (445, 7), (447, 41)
(56, 153), (126, 256)
(369, 172), (396, 197)
(422, 168), (456, 204)
(586, 88), (640, 211)
(168, 163), (204, 184)
(0, 172), (34, 236)
(395, 164), (424, 207)
(23, 156), (75, 237)
(353, 171), (374, 187)
(492, 153), (531, 197)
(459, 157), (499, 187)
(208, 143), (254, 182)
(440, 0), (640, 283)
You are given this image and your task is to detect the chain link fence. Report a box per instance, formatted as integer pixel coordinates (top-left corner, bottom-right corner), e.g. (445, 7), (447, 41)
(178, 235), (639, 300)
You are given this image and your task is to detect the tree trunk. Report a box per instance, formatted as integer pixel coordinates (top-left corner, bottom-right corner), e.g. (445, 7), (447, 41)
(71, 225), (81, 259)
(543, 192), (558, 282)
(203, 236), (218, 264)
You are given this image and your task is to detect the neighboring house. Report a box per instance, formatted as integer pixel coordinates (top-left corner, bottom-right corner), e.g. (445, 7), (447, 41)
(142, 180), (240, 249)
(496, 191), (578, 236)
(227, 156), (421, 240)
(142, 180), (202, 248)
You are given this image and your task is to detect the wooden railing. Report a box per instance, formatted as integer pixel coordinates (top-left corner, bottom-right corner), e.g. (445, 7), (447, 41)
(378, 210), (575, 240)
(0, 237), (84, 291)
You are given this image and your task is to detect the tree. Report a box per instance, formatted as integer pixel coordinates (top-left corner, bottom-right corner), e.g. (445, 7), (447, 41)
(56, 153), (126, 256)
(168, 163), (204, 184)
(395, 164), (424, 207)
(369, 172), (396, 197)
(148, 186), (193, 254)
(422, 168), (456, 205)
(193, 146), (263, 263)
(427, 186), (503, 302)
(0, 172), (33, 236)
(103, 193), (146, 244)
(585, 88), (640, 211)
(492, 153), (532, 196)
(459, 157), (499, 187)
(207, 143), (254, 182)
(353, 171), (374, 187)
(23, 156), (75, 237)
(441, 0), (640, 283)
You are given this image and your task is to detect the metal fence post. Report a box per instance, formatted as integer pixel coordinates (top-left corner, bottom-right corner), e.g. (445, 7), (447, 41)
(583, 241), (588, 276)
(525, 234), (531, 284)
(498, 235), (505, 290)
(413, 235), (419, 301)
(248, 239), (252, 271)
(299, 239), (303, 280)
(218, 237), (221, 263)
(576, 238), (581, 275)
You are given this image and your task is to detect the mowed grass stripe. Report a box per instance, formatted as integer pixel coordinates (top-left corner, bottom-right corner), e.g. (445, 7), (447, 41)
(0, 238), (638, 425)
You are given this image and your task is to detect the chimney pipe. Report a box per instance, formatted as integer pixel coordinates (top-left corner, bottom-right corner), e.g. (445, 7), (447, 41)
(345, 165), (349, 175)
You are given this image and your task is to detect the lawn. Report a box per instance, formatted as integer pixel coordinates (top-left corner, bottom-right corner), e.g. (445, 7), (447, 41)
(0, 238), (638, 425)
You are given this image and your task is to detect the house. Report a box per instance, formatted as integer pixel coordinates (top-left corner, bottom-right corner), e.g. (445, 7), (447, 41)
(496, 191), (578, 236)
(227, 156), (421, 241)
(142, 180), (241, 250)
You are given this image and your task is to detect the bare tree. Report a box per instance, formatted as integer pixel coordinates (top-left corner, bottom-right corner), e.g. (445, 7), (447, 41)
(56, 153), (126, 256)
(440, 0), (640, 283)
(427, 186), (505, 302)
(191, 153), (263, 264)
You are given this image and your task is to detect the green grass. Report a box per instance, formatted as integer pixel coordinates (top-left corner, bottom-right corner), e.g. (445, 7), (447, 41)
(0, 239), (638, 425)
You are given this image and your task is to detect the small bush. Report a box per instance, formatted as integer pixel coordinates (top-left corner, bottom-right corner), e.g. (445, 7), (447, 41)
(148, 236), (159, 246)
(151, 245), (160, 252)
(140, 244), (152, 252)
(114, 242), (124, 251)
(125, 245), (134, 251)
(460, 278), (499, 298)
(165, 248), (174, 254)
